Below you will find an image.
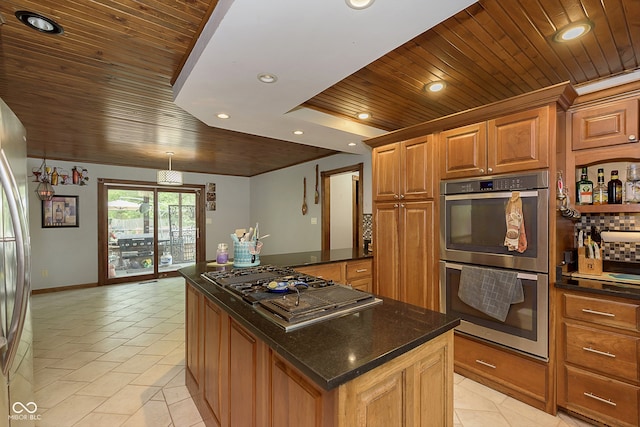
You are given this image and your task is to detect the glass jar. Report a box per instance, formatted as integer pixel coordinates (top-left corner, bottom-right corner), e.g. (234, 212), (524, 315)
(626, 163), (640, 203)
(216, 243), (229, 264)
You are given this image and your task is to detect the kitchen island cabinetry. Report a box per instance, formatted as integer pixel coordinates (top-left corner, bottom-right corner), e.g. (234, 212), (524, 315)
(181, 264), (459, 427)
(440, 106), (550, 179)
(557, 288), (640, 427)
(295, 258), (372, 292)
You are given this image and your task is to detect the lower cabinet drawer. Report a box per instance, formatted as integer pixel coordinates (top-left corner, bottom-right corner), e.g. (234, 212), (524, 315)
(454, 334), (546, 401)
(563, 293), (640, 331)
(295, 263), (345, 283)
(347, 277), (371, 292)
(565, 365), (640, 427)
(565, 323), (639, 382)
(346, 259), (372, 280)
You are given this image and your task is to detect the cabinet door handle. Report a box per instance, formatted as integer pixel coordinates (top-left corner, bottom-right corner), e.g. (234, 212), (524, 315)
(581, 308), (615, 317)
(399, 194), (405, 199)
(394, 194), (399, 199)
(479, 168), (485, 174)
(582, 347), (616, 358)
(629, 134), (637, 141)
(584, 392), (617, 407)
(393, 204), (399, 208)
(475, 359), (496, 369)
(487, 167), (493, 173)
(355, 269), (368, 273)
(400, 204), (405, 208)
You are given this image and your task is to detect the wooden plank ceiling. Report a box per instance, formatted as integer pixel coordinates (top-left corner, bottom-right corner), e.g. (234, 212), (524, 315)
(0, 0), (638, 176)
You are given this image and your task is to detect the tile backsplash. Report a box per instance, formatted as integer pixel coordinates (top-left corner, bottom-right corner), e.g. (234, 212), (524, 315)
(363, 213), (372, 241)
(575, 213), (640, 263)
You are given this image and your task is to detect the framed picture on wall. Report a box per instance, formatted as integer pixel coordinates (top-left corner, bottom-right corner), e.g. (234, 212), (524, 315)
(42, 195), (79, 228)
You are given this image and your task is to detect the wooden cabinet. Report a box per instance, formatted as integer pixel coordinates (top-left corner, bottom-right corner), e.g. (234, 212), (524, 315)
(295, 262), (345, 284)
(572, 97), (639, 150)
(345, 258), (372, 292)
(373, 135), (434, 201)
(453, 334), (548, 411)
(372, 134), (438, 310)
(186, 283), (454, 427)
(440, 106), (550, 179)
(338, 331), (454, 427)
(374, 200), (435, 309)
(558, 290), (640, 427)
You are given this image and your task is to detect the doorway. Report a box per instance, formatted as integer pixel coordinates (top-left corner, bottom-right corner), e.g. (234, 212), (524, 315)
(98, 179), (205, 284)
(321, 163), (363, 252)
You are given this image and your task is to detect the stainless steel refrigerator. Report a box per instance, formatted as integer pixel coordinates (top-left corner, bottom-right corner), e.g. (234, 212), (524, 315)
(0, 98), (35, 426)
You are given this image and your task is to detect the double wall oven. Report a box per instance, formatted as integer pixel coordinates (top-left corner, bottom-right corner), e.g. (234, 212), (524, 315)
(439, 170), (549, 360)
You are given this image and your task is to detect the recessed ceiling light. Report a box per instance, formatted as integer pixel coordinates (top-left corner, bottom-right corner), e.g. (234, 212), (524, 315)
(15, 11), (64, 35)
(257, 73), (278, 84)
(553, 20), (593, 42)
(345, 0), (375, 10)
(293, 130), (304, 135)
(348, 142), (357, 147)
(217, 113), (229, 119)
(356, 112), (371, 120)
(425, 81), (446, 92)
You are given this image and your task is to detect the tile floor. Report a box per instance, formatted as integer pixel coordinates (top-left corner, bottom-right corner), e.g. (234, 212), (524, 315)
(31, 277), (596, 427)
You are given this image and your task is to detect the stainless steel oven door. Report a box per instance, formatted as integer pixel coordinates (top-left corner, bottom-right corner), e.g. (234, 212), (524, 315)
(440, 189), (549, 273)
(439, 261), (548, 361)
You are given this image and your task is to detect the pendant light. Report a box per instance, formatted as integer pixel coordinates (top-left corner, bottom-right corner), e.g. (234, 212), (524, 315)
(157, 152), (183, 186)
(34, 158), (55, 201)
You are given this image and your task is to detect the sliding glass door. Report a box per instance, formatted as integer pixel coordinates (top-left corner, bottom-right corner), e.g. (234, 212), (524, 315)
(99, 180), (204, 284)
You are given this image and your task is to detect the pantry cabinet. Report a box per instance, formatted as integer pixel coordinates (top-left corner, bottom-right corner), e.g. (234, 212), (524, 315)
(372, 134), (438, 310)
(373, 200), (435, 309)
(572, 97), (639, 150)
(440, 106), (550, 179)
(557, 290), (640, 427)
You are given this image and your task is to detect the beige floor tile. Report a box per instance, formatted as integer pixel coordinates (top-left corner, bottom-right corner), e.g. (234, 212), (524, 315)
(72, 412), (130, 427)
(34, 367), (75, 391)
(121, 400), (173, 427)
(125, 333), (164, 347)
(499, 396), (565, 426)
(94, 384), (161, 415)
(35, 380), (88, 409)
(457, 377), (509, 406)
(162, 385), (192, 405)
(96, 321), (136, 332)
(112, 354), (163, 374)
(131, 364), (184, 387)
(456, 408), (511, 427)
(70, 331), (116, 344)
(97, 345), (145, 363)
(63, 361), (120, 382)
(138, 339), (181, 356)
(76, 371), (139, 397)
(109, 326), (149, 340)
(167, 396), (203, 427)
(157, 346), (186, 366)
(88, 338), (130, 353)
(36, 395), (106, 427)
(453, 383), (501, 412)
(49, 351), (104, 370)
(160, 329), (185, 341)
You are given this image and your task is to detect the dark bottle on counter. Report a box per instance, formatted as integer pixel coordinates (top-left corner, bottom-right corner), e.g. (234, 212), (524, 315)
(607, 170), (623, 204)
(593, 168), (608, 205)
(576, 167), (593, 205)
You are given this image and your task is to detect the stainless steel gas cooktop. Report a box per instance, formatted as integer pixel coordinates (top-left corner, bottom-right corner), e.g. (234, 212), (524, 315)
(201, 265), (381, 331)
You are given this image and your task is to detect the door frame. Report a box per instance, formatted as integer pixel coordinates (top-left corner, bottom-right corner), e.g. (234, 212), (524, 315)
(97, 178), (206, 285)
(320, 163), (363, 252)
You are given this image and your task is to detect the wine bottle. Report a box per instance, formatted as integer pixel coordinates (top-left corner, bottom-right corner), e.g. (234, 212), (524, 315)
(607, 170), (623, 204)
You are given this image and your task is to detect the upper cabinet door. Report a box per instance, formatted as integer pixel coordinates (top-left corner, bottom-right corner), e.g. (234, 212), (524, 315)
(572, 98), (639, 151)
(401, 135), (434, 200)
(373, 143), (401, 201)
(440, 122), (487, 180)
(488, 106), (549, 175)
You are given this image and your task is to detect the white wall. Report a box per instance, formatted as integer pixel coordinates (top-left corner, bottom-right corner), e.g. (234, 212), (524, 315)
(330, 172), (357, 249)
(249, 152), (372, 255)
(28, 158), (250, 290)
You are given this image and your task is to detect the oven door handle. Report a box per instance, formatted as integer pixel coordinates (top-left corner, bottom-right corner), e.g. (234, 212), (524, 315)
(440, 261), (540, 281)
(443, 190), (542, 201)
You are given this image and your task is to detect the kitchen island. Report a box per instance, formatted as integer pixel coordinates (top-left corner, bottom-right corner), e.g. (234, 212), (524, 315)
(179, 258), (460, 427)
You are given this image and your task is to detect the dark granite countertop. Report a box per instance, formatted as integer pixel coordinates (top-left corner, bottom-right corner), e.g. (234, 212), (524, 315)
(555, 275), (640, 300)
(179, 261), (459, 391)
(257, 248), (372, 268)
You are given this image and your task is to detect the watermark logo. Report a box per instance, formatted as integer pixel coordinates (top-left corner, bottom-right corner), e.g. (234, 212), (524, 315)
(9, 401), (41, 421)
